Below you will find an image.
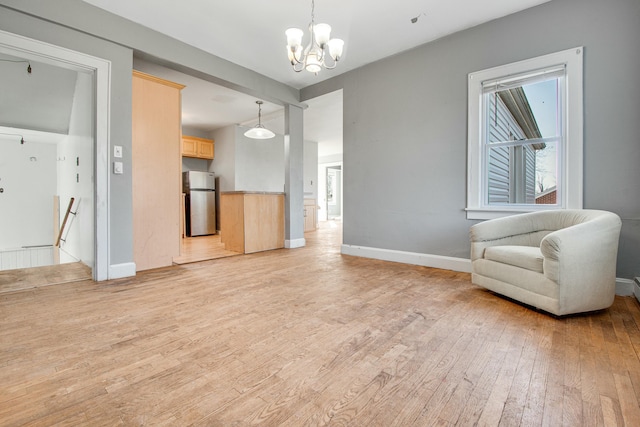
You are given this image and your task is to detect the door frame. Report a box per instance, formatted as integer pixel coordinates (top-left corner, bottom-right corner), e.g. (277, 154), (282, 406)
(0, 29), (111, 280)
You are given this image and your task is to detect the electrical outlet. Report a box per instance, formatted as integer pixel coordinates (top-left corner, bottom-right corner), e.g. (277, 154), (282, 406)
(114, 145), (123, 158)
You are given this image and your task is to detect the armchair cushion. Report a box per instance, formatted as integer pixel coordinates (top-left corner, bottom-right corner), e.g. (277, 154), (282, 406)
(484, 245), (544, 273)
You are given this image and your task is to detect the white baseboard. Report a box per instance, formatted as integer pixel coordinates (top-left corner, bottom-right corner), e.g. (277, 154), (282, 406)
(340, 246), (638, 295)
(616, 278), (635, 296)
(109, 262), (136, 280)
(341, 244), (472, 273)
(285, 238), (306, 249)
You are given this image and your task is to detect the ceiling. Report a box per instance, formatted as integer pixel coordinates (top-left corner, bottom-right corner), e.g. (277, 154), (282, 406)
(2, 1), (551, 157)
(0, 52), (77, 136)
(82, 0), (551, 90)
(101, 0), (550, 157)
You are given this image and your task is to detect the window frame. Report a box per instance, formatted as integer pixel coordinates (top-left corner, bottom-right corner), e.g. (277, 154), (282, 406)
(466, 47), (583, 220)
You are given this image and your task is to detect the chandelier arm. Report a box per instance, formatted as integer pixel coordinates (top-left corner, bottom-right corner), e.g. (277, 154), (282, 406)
(320, 49), (339, 69)
(288, 46), (304, 66)
(292, 62), (305, 73)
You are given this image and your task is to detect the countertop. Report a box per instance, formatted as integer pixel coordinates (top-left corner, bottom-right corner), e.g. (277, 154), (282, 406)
(220, 191), (285, 195)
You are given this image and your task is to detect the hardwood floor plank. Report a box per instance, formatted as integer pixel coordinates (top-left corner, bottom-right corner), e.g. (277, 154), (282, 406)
(1, 222), (640, 425)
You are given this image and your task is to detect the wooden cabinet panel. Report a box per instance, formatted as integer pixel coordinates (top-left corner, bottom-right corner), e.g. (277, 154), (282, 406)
(182, 135), (214, 159)
(132, 71), (185, 271)
(304, 198), (318, 232)
(220, 193), (284, 254)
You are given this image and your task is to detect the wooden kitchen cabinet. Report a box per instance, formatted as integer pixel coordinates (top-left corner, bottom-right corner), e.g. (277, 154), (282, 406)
(182, 135), (214, 159)
(304, 198), (318, 232)
(132, 70), (184, 271)
(220, 192), (285, 254)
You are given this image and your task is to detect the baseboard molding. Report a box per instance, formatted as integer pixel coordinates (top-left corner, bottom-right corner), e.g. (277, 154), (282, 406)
(341, 244), (472, 273)
(285, 238), (306, 249)
(634, 277), (640, 303)
(616, 278), (635, 296)
(109, 262), (136, 280)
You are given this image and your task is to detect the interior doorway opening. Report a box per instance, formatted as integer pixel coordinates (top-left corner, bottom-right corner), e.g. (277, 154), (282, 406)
(326, 166), (342, 221)
(0, 29), (111, 283)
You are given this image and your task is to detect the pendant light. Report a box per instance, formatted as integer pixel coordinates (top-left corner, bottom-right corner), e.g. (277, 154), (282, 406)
(244, 101), (275, 139)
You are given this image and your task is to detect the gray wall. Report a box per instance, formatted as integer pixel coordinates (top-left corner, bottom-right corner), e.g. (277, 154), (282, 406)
(304, 140), (319, 200)
(236, 127), (285, 193)
(302, 0), (640, 279)
(210, 126), (237, 192)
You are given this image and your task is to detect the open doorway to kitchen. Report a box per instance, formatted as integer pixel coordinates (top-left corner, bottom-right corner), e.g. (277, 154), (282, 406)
(0, 30), (110, 289)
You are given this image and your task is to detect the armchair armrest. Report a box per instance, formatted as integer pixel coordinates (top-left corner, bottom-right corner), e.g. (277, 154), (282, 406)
(540, 213), (621, 312)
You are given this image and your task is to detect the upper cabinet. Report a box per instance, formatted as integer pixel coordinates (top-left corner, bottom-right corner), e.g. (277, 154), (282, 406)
(182, 135), (214, 159)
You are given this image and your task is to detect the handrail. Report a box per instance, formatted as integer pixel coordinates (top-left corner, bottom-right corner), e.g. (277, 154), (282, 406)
(55, 197), (75, 247)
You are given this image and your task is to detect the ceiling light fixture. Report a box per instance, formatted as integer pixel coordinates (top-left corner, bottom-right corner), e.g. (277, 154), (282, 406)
(244, 101), (275, 140)
(285, 0), (344, 74)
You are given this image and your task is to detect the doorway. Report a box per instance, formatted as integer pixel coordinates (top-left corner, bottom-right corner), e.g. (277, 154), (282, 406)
(326, 166), (342, 220)
(0, 29), (111, 281)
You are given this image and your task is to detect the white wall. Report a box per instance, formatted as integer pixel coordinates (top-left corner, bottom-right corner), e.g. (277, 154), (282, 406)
(57, 71), (94, 266)
(0, 136), (57, 249)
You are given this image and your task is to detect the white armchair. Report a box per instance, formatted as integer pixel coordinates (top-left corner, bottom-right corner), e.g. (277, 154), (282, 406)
(470, 209), (622, 316)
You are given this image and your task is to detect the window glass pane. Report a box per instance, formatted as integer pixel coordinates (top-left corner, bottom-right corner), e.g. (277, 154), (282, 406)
(523, 79), (559, 139)
(485, 75), (561, 205)
(487, 141), (558, 205)
(533, 140), (558, 205)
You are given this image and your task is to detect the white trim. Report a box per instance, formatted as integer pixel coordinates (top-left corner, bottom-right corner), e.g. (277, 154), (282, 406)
(616, 278), (635, 296)
(634, 278), (640, 304)
(467, 47), (583, 220)
(109, 262), (136, 280)
(0, 30), (112, 281)
(285, 238), (306, 249)
(341, 244), (472, 273)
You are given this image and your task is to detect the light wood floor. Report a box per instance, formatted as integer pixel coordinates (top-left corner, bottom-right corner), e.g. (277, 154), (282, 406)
(2, 222), (640, 426)
(0, 262), (92, 294)
(173, 234), (241, 265)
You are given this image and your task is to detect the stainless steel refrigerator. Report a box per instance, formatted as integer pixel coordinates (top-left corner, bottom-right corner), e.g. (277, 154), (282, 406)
(183, 171), (216, 236)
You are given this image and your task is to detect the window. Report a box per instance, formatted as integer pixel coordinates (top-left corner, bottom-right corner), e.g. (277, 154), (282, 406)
(467, 48), (583, 220)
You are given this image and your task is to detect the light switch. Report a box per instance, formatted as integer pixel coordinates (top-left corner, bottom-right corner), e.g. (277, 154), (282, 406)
(113, 161), (123, 174)
(114, 145), (123, 158)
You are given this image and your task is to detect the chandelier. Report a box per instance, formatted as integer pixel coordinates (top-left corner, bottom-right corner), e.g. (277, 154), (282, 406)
(285, 0), (344, 74)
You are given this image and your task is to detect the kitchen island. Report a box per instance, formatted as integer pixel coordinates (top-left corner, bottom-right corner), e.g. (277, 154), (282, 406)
(220, 192), (285, 254)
